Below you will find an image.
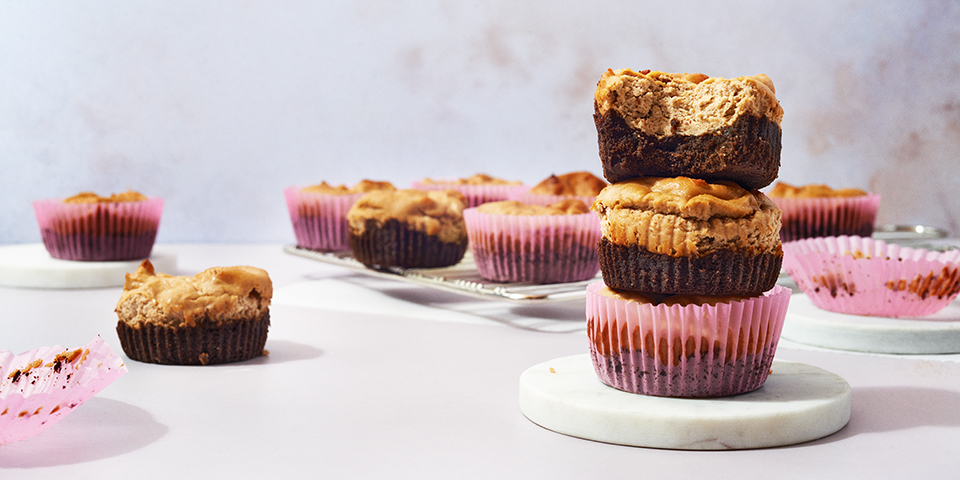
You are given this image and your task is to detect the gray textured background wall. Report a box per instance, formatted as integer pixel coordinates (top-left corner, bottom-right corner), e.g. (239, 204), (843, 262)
(3, 0), (959, 243)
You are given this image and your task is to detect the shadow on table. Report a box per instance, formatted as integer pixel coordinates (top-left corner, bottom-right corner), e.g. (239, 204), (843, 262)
(792, 385), (960, 447)
(0, 397), (166, 468)
(245, 339), (324, 365)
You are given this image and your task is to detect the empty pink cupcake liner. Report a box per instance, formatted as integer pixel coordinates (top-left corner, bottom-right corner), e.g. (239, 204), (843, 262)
(284, 186), (363, 251)
(586, 282), (791, 398)
(783, 235), (960, 317)
(0, 336), (127, 445)
(33, 197), (164, 261)
(772, 194), (880, 241)
(463, 208), (601, 283)
(410, 181), (529, 208)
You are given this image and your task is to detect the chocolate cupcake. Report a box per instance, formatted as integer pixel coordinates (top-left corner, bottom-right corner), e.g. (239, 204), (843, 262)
(463, 199), (601, 283)
(347, 189), (468, 268)
(285, 180), (396, 252)
(33, 191), (163, 261)
(768, 182), (880, 242)
(592, 176), (782, 296)
(593, 69), (783, 189)
(115, 260), (271, 366)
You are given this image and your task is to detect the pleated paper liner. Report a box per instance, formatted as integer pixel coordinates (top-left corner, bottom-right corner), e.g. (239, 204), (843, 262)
(116, 312), (270, 366)
(771, 193), (880, 242)
(783, 235), (960, 317)
(0, 336), (127, 444)
(586, 282), (791, 398)
(32, 197), (164, 261)
(463, 207), (600, 283)
(284, 186), (364, 252)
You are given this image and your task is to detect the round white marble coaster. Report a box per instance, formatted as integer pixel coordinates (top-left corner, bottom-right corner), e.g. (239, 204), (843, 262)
(519, 354), (850, 450)
(0, 243), (177, 289)
(783, 294), (960, 354)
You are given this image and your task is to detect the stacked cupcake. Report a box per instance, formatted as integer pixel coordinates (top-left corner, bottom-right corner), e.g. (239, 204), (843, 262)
(586, 68), (792, 398)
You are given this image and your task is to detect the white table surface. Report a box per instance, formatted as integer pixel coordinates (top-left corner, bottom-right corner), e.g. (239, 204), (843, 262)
(2, 243), (960, 478)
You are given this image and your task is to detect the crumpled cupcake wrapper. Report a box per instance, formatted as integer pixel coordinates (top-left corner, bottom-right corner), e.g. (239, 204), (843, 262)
(284, 186), (364, 251)
(586, 282), (791, 398)
(32, 197), (164, 261)
(0, 336), (127, 445)
(410, 181), (529, 208)
(463, 207), (601, 283)
(772, 193), (880, 241)
(783, 235), (960, 317)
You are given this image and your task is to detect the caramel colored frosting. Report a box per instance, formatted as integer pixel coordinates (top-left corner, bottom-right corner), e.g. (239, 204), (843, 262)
(476, 199), (590, 216)
(530, 171), (607, 196)
(768, 181), (868, 198)
(594, 69), (783, 138)
(347, 189), (467, 244)
(300, 180), (396, 195)
(63, 191), (148, 204)
(593, 177), (781, 257)
(421, 173), (521, 186)
(115, 260), (272, 329)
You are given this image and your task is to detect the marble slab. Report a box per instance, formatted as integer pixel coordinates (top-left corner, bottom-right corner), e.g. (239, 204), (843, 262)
(0, 243), (176, 289)
(519, 354), (850, 450)
(783, 294), (960, 354)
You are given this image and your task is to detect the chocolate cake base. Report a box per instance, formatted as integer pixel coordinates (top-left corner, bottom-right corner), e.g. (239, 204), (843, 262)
(594, 106), (781, 189)
(349, 219), (467, 269)
(598, 237), (782, 296)
(116, 312), (270, 365)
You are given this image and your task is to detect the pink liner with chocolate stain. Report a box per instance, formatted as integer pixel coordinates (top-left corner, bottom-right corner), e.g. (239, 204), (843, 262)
(783, 235), (960, 317)
(771, 193), (880, 242)
(284, 186), (364, 252)
(0, 336), (127, 445)
(463, 207), (601, 284)
(586, 282), (791, 398)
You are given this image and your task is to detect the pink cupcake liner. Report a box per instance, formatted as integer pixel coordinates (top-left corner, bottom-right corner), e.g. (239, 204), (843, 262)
(783, 235), (960, 317)
(284, 186), (364, 251)
(410, 181), (529, 208)
(464, 208), (601, 283)
(771, 193), (880, 242)
(33, 197), (164, 261)
(512, 191), (598, 208)
(586, 282), (791, 398)
(0, 336), (127, 445)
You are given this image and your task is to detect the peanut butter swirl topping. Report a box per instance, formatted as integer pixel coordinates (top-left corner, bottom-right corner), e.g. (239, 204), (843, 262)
(347, 189), (467, 244)
(63, 191), (148, 204)
(115, 260), (272, 329)
(595, 176), (770, 221)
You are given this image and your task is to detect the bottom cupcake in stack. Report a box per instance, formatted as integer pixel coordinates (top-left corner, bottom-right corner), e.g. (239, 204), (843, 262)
(588, 176), (791, 398)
